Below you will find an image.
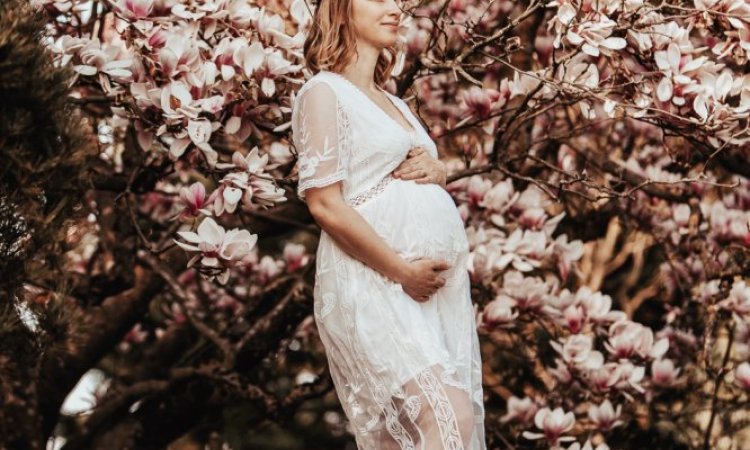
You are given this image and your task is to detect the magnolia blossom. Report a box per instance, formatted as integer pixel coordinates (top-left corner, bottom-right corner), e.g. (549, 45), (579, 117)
(562, 304), (586, 334)
(461, 86), (503, 119)
(495, 228), (548, 272)
(498, 270), (552, 313)
(705, 202), (750, 245)
(549, 358), (574, 384)
(552, 234), (585, 282)
(735, 362), (750, 390)
(212, 148), (287, 214)
(173, 217), (258, 284)
(465, 175), (493, 207)
(555, 8), (627, 57)
(605, 321), (670, 360)
(651, 358), (681, 387)
(172, 182), (212, 221)
(283, 243), (309, 272)
(479, 179), (519, 226)
(119, 0), (154, 20)
(576, 287), (626, 324)
(483, 294), (519, 328)
(613, 361), (647, 397)
(71, 37), (133, 80)
(654, 43), (705, 107)
(550, 334), (605, 371)
(522, 406), (577, 446)
(587, 399), (623, 432)
(500, 395), (538, 424)
(257, 255), (283, 283)
(588, 363), (621, 393)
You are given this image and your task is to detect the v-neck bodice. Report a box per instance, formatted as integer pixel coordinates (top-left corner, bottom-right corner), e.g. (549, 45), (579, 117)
(291, 70), (439, 206)
(321, 70), (418, 137)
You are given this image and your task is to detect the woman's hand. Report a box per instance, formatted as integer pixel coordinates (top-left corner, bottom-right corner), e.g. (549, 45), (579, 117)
(398, 258), (452, 303)
(392, 147), (447, 188)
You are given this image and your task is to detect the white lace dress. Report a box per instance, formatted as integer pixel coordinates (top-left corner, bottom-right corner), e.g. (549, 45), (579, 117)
(291, 70), (486, 450)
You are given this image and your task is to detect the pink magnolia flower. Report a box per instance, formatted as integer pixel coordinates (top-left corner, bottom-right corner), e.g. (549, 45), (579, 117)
(654, 43), (705, 107)
(483, 294), (519, 329)
(212, 148), (287, 214)
(518, 207), (548, 230)
(522, 406), (577, 446)
(588, 363), (621, 393)
(588, 399), (623, 432)
(514, 184), (552, 213)
(160, 80), (200, 121)
(500, 395), (538, 424)
(612, 361), (646, 396)
(72, 38), (133, 80)
(553, 234), (585, 282)
(173, 217), (258, 284)
(172, 182), (213, 221)
(119, 0), (154, 20)
(499, 270), (551, 313)
(605, 321), (669, 360)
(212, 172), (250, 215)
(260, 49), (303, 97)
(479, 179), (519, 227)
(462, 86), (502, 119)
(257, 255), (283, 284)
(735, 362), (750, 390)
(651, 358), (681, 387)
(466, 175), (493, 207)
(577, 288), (626, 324)
(158, 32), (202, 78)
(550, 334), (604, 371)
(556, 10), (627, 57)
(549, 358), (574, 384)
(717, 280), (750, 317)
(283, 243), (309, 272)
(563, 304), (586, 334)
(496, 228), (548, 272)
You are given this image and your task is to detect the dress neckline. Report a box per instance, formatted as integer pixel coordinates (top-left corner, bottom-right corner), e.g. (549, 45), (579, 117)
(322, 70), (418, 138)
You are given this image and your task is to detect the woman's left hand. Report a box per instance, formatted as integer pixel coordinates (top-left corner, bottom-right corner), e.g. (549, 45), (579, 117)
(392, 147), (447, 188)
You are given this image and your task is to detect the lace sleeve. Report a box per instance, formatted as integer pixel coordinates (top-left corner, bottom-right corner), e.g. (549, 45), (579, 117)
(292, 81), (351, 201)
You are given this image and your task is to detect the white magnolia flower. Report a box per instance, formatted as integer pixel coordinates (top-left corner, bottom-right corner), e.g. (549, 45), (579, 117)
(522, 406), (577, 446)
(173, 217), (257, 284)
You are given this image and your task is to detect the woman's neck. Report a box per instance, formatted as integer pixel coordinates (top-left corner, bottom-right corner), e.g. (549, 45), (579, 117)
(339, 43), (381, 94)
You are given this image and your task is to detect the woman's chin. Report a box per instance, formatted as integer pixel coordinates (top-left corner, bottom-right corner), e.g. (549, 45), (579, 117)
(376, 36), (399, 49)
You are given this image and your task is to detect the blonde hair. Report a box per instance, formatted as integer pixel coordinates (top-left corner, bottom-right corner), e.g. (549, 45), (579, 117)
(303, 0), (398, 87)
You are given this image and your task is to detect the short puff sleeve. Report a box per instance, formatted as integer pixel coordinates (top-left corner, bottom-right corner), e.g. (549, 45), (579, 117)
(291, 81), (351, 201)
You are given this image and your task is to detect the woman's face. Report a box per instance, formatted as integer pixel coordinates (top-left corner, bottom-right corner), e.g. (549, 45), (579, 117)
(350, 0), (405, 50)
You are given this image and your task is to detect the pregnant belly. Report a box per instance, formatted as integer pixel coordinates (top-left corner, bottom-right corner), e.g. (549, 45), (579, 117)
(354, 177), (469, 263)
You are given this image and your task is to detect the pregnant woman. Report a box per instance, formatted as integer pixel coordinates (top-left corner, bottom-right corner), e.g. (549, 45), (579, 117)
(291, 0), (486, 448)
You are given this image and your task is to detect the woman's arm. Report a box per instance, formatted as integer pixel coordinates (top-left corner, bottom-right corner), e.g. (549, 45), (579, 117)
(305, 183), (451, 302)
(305, 182), (412, 284)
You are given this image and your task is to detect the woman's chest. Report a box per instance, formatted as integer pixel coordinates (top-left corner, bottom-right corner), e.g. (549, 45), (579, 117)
(345, 103), (438, 167)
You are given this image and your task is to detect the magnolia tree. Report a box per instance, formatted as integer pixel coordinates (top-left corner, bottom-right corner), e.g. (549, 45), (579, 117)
(3, 0), (750, 448)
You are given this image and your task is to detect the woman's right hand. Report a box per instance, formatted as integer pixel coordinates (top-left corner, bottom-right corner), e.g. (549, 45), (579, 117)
(398, 258), (452, 303)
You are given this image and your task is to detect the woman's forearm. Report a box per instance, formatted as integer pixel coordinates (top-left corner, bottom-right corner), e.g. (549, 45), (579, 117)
(310, 200), (411, 284)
